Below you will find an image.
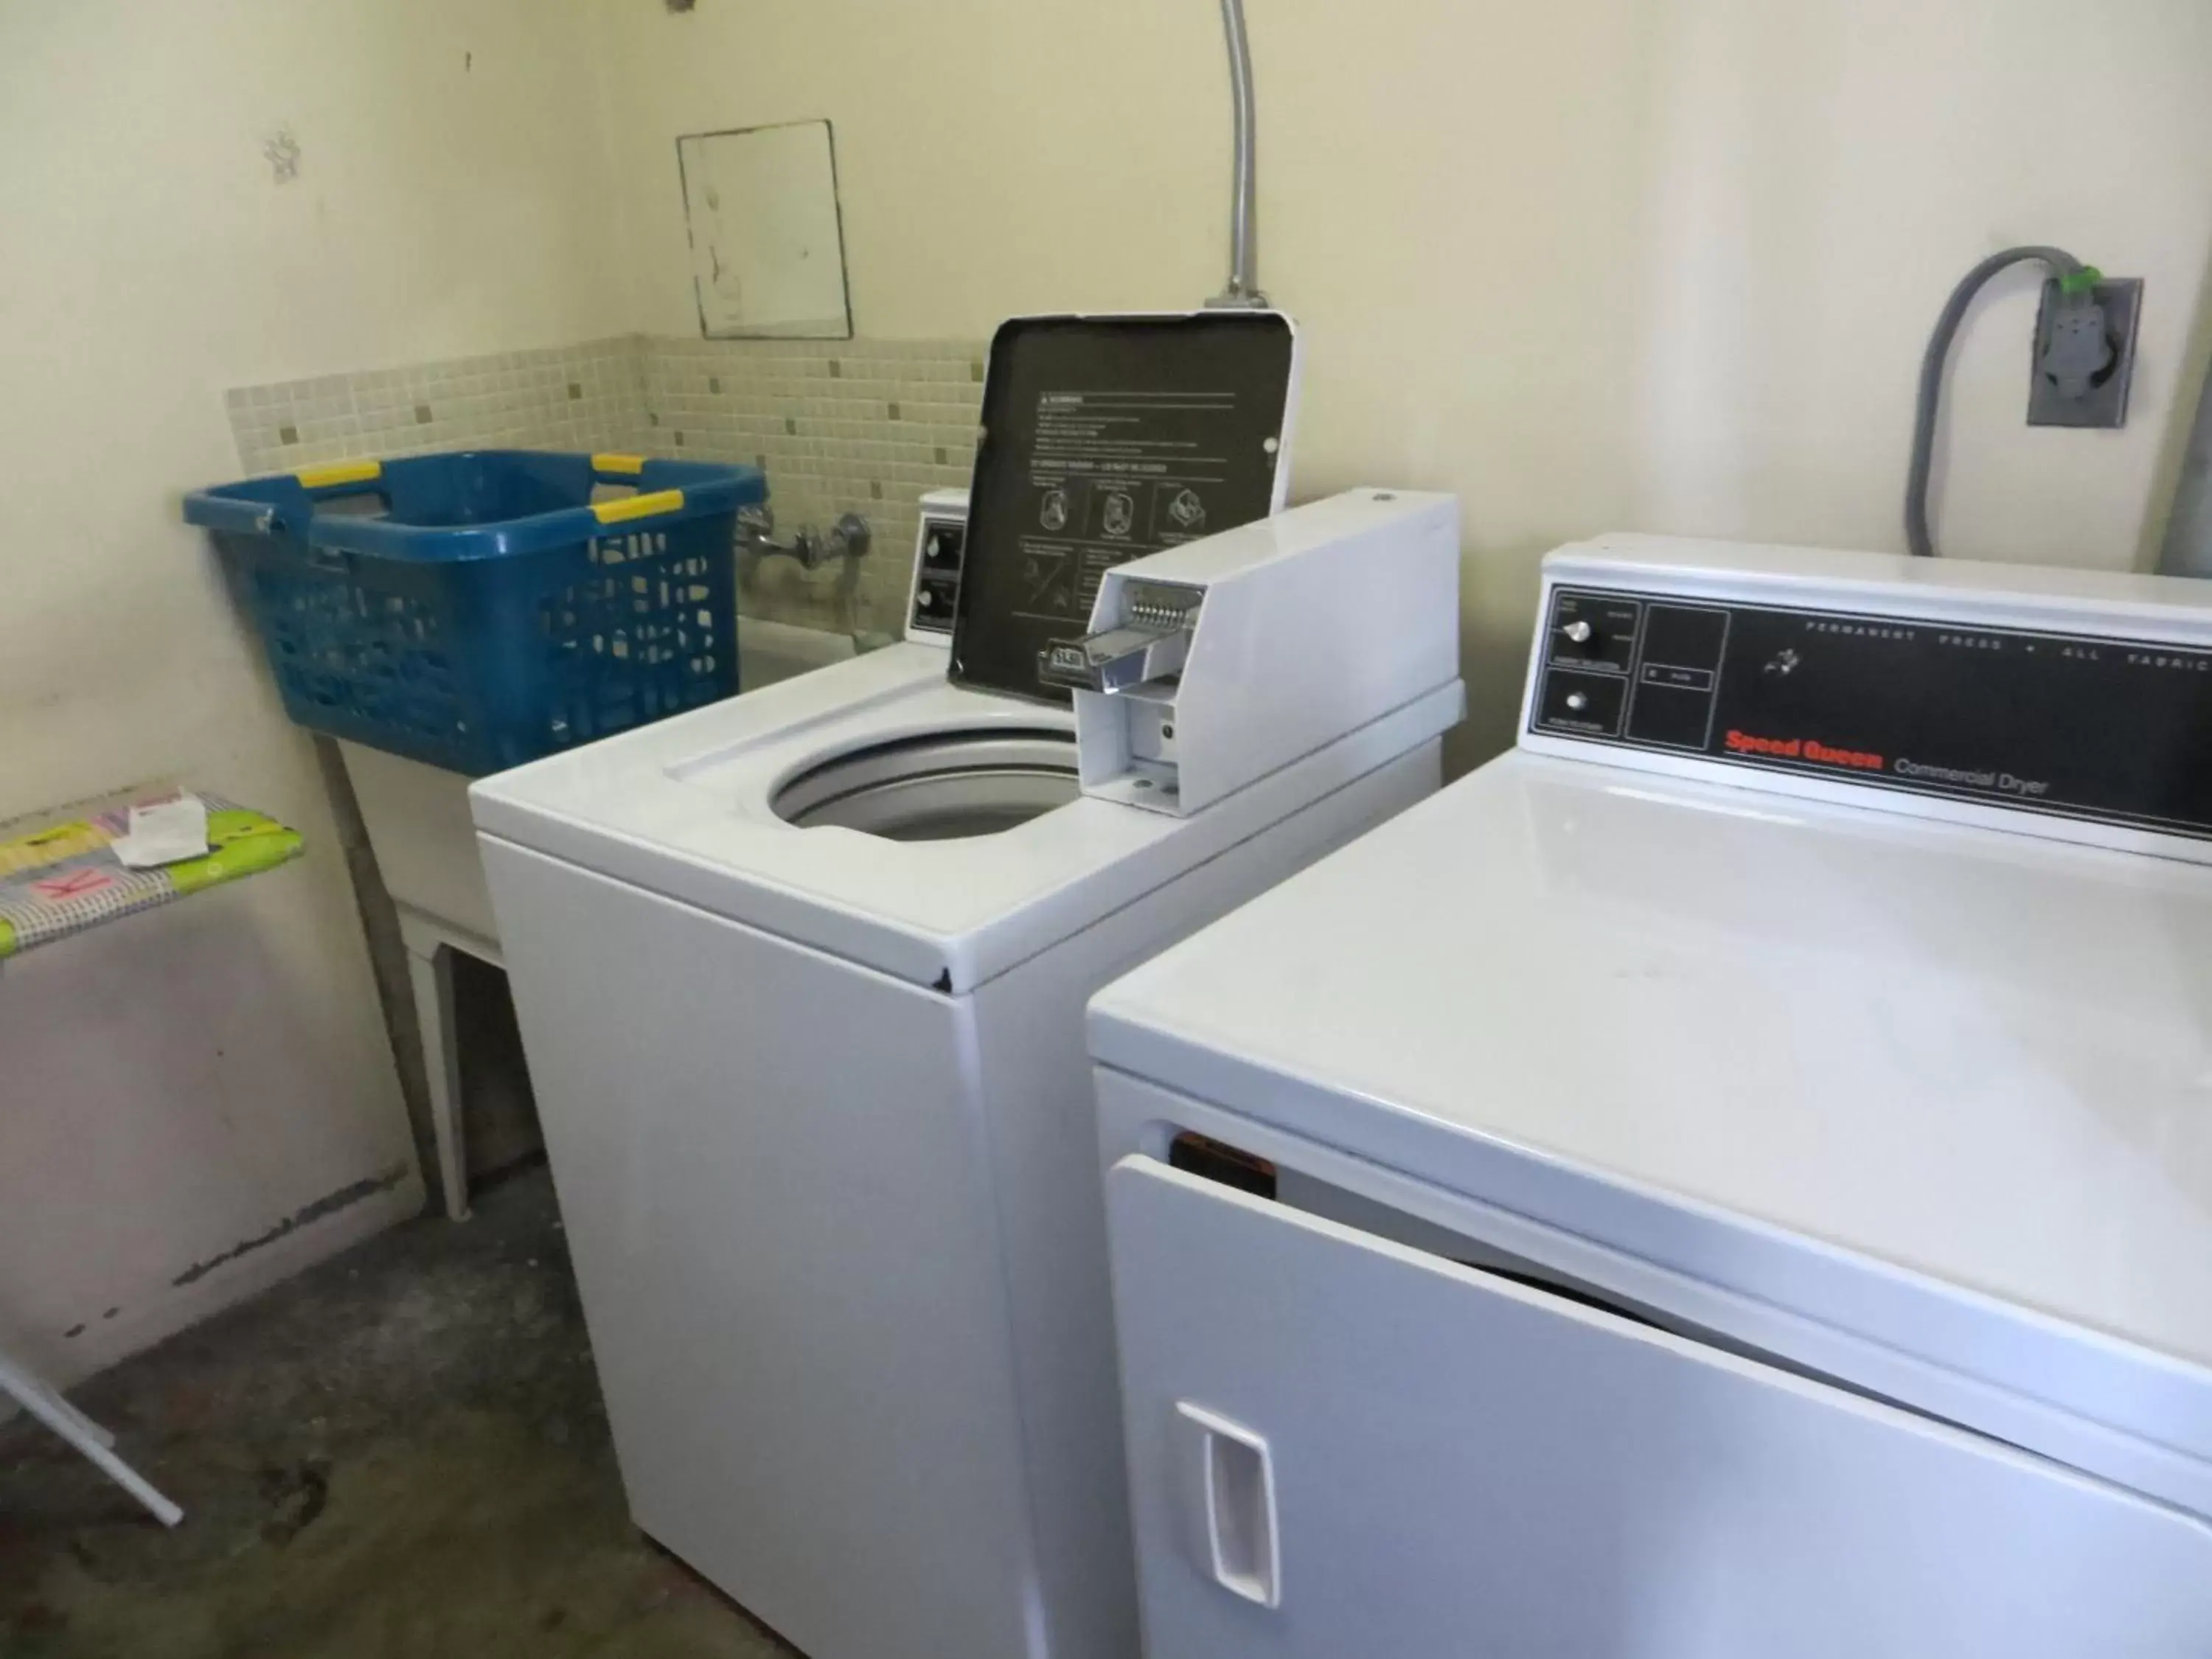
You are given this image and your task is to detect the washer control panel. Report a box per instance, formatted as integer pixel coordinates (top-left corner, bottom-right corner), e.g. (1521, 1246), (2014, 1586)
(1528, 585), (2212, 841)
(907, 490), (969, 643)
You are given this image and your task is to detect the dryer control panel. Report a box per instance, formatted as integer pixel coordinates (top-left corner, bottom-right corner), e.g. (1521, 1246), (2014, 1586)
(1522, 540), (2212, 848)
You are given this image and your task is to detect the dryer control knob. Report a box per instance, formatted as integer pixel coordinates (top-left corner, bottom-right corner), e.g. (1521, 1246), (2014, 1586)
(1562, 619), (1593, 644)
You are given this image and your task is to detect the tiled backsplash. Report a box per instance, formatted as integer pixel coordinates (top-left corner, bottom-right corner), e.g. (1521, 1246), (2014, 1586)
(224, 334), (986, 639)
(226, 338), (644, 479)
(638, 337), (982, 634)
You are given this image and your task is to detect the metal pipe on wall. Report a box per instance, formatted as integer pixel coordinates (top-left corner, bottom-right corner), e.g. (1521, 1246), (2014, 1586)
(1208, 0), (1267, 308)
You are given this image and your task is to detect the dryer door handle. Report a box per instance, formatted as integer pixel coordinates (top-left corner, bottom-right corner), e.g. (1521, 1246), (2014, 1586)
(1178, 1401), (1281, 1609)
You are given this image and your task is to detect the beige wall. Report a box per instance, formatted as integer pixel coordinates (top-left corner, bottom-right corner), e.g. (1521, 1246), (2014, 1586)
(7, 0), (2212, 1380)
(0, 0), (625, 1385)
(591, 0), (2212, 759)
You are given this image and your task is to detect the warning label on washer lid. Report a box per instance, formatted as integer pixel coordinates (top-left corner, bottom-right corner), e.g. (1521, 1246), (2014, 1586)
(951, 313), (1296, 703)
(1015, 388), (1241, 627)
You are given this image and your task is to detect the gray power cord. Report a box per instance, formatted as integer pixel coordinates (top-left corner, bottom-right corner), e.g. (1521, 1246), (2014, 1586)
(1905, 246), (2105, 557)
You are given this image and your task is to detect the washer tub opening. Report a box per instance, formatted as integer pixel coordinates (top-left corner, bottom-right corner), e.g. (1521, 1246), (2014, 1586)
(772, 728), (1081, 841)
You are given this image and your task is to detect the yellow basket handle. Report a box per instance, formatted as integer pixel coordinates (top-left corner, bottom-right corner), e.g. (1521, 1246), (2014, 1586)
(294, 459), (383, 491)
(592, 488), (685, 526)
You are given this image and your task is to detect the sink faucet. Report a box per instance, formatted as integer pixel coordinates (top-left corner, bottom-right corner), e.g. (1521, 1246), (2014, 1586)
(738, 506), (872, 572)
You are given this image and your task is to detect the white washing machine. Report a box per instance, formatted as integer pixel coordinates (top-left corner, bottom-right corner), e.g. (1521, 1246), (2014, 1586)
(470, 311), (1465, 1659)
(1092, 534), (2212, 1658)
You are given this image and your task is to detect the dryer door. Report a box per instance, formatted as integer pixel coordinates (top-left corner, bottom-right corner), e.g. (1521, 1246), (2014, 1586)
(1105, 1155), (2212, 1659)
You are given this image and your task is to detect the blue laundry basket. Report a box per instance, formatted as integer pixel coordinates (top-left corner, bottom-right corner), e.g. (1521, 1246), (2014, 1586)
(184, 451), (767, 775)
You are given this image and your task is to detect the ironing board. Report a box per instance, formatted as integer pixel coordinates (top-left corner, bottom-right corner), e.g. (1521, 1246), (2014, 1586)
(0, 792), (304, 1527)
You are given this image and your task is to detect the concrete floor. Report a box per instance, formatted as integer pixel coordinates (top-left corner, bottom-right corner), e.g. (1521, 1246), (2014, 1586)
(0, 1168), (791, 1659)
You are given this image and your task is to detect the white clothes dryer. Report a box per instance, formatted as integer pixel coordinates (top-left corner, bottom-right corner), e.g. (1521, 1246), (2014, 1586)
(1093, 534), (2212, 1659)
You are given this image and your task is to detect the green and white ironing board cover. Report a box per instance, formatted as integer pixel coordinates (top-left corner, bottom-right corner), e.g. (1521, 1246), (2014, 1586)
(0, 795), (303, 959)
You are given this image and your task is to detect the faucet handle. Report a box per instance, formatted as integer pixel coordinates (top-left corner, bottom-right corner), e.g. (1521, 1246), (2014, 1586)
(825, 513), (872, 563)
(738, 507), (869, 571)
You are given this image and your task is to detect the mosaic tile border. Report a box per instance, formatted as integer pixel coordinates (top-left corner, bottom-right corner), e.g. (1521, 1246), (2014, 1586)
(223, 334), (987, 636)
(226, 338), (644, 478)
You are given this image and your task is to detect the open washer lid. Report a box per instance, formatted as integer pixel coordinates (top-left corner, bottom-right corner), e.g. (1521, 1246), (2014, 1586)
(471, 633), (1462, 993)
(1090, 748), (2212, 1518)
(950, 311), (1301, 705)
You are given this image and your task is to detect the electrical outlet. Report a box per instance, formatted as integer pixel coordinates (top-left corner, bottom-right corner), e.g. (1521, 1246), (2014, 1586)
(2027, 276), (2141, 429)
